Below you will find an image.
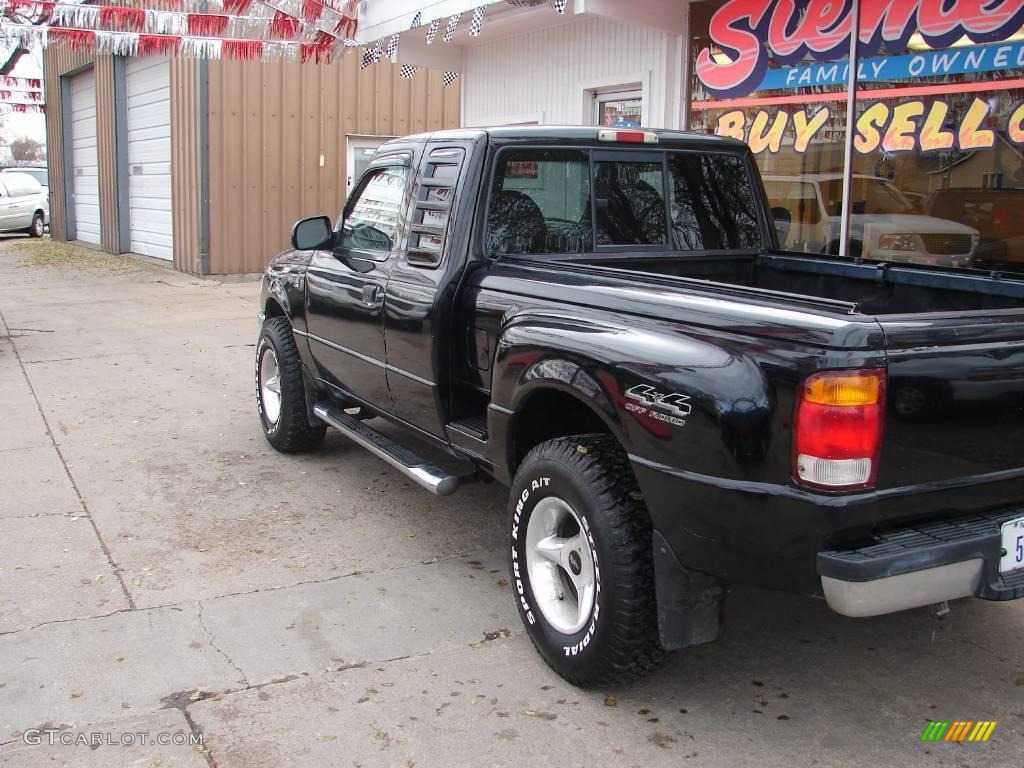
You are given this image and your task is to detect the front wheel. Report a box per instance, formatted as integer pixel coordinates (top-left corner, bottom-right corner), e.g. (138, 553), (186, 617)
(27, 212), (44, 238)
(256, 316), (326, 452)
(508, 434), (665, 687)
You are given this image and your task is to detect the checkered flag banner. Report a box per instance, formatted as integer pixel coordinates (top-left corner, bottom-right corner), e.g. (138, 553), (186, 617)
(400, 64), (417, 79)
(469, 6), (486, 36)
(442, 13), (461, 42)
(442, 71), (460, 87)
(410, 11), (422, 29)
(360, 45), (373, 68)
(384, 32), (399, 59)
(554, 0), (567, 13)
(426, 18), (440, 43)
(370, 38), (383, 63)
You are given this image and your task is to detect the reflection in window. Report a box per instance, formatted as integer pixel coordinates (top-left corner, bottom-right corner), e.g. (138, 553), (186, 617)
(668, 154), (761, 250)
(487, 149), (592, 256)
(594, 161), (666, 245)
(342, 167), (408, 252)
(818, 177), (916, 216)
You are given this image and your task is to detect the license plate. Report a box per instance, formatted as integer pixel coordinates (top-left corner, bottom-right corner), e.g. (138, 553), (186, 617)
(1000, 516), (1024, 574)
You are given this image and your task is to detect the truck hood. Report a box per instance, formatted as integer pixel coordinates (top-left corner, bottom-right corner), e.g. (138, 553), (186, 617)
(851, 213), (979, 236)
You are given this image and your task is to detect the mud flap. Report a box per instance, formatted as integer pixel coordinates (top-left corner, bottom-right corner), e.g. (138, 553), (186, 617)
(652, 530), (726, 650)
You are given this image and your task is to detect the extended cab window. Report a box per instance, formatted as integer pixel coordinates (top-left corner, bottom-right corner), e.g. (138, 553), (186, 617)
(342, 166), (408, 254)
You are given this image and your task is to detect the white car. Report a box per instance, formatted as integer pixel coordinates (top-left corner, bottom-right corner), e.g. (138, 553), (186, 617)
(763, 173), (979, 268)
(0, 170), (49, 237)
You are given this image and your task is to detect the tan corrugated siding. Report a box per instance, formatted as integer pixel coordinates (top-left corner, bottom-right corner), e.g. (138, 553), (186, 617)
(43, 47), (104, 245)
(207, 57), (461, 275)
(94, 56), (119, 253)
(169, 58), (202, 274)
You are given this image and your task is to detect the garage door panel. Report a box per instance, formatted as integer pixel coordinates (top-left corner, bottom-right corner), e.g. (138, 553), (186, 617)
(126, 57), (173, 262)
(70, 69), (101, 246)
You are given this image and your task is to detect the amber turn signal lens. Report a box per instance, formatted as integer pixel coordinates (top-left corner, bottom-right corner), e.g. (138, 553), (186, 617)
(802, 372), (881, 407)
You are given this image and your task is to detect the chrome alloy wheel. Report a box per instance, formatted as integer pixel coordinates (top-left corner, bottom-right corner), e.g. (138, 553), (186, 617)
(525, 496), (597, 635)
(258, 346), (282, 425)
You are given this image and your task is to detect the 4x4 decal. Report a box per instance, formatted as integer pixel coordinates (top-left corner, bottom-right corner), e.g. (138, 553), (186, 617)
(625, 384), (691, 427)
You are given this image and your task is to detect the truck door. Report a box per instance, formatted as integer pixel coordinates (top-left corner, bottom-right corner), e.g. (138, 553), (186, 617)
(384, 141), (475, 438)
(304, 150), (414, 411)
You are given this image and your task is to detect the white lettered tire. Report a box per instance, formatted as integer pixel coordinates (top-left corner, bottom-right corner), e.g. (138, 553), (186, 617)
(508, 434), (665, 686)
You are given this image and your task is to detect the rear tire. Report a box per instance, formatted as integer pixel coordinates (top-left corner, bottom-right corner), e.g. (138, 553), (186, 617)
(26, 212), (44, 238)
(508, 434), (666, 687)
(256, 316), (326, 452)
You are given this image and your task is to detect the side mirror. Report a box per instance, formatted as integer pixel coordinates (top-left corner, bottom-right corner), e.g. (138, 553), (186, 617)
(291, 216), (335, 250)
(770, 206), (791, 246)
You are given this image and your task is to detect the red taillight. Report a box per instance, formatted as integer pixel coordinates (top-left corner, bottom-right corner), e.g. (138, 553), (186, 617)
(794, 369), (886, 490)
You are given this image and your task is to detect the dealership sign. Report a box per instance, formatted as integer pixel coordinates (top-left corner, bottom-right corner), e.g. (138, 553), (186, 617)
(761, 39), (1024, 90)
(715, 97), (1024, 154)
(696, 0), (1024, 98)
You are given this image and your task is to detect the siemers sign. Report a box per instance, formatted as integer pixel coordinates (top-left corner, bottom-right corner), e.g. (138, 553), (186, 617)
(694, 0), (1024, 154)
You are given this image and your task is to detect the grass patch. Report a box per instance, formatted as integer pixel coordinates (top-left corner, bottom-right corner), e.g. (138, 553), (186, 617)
(11, 239), (157, 273)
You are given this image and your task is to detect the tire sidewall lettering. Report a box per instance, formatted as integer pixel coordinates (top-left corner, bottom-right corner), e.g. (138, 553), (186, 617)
(256, 336), (280, 437)
(509, 471), (602, 661)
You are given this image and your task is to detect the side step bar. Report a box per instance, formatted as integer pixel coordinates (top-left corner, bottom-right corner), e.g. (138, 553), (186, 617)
(313, 403), (465, 496)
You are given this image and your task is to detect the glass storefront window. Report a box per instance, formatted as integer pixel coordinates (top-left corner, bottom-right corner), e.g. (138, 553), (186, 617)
(596, 93), (642, 127)
(689, 0), (1024, 275)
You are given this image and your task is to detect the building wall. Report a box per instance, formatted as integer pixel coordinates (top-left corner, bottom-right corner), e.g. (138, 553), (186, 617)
(46, 50), (460, 275)
(206, 57), (460, 275)
(169, 58), (202, 274)
(44, 49), (117, 246)
(462, 15), (675, 128)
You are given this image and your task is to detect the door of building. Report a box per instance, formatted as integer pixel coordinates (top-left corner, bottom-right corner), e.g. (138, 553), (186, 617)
(126, 57), (173, 261)
(70, 69), (101, 245)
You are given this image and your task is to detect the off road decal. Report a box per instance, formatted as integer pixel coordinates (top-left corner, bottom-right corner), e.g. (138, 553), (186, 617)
(625, 384), (691, 427)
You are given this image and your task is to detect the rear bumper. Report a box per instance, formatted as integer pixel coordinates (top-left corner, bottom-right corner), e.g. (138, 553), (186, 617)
(817, 510), (1024, 617)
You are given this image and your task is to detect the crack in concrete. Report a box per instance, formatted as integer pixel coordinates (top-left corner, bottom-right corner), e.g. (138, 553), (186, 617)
(177, 701), (219, 768)
(0, 307), (137, 611)
(196, 600), (250, 689)
(0, 550), (492, 637)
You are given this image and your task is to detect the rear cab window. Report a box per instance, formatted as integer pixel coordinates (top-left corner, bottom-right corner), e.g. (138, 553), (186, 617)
(485, 146), (763, 258)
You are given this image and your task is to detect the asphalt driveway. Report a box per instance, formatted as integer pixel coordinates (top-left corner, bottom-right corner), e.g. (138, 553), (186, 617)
(0, 237), (1021, 767)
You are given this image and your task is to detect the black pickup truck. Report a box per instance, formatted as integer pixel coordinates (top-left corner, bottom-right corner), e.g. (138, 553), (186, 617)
(256, 126), (1024, 686)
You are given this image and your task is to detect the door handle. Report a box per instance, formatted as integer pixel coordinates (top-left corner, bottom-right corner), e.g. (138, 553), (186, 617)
(362, 284), (380, 304)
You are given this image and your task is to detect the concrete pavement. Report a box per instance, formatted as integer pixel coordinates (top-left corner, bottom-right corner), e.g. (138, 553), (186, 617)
(0, 237), (1021, 767)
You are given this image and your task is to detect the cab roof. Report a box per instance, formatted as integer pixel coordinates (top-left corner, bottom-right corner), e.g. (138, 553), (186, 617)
(385, 125), (745, 151)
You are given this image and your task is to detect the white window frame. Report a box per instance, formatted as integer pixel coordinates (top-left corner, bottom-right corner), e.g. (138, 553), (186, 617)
(346, 135), (396, 193)
(581, 73), (649, 127)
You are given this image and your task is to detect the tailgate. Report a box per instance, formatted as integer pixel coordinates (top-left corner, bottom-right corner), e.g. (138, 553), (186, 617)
(878, 312), (1024, 494)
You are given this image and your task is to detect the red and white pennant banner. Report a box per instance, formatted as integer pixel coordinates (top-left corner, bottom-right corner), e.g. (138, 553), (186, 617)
(1, 75), (43, 89)
(0, 103), (45, 113)
(2, 0), (359, 42)
(0, 90), (42, 100)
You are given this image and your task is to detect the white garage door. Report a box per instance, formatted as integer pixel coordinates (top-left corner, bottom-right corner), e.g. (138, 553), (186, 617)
(126, 57), (173, 261)
(70, 69), (101, 245)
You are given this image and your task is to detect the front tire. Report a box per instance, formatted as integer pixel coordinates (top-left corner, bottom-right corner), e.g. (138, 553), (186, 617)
(256, 316), (326, 452)
(27, 212), (44, 238)
(508, 434), (665, 687)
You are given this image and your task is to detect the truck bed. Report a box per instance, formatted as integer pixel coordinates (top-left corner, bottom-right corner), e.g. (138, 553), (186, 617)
(581, 252), (1024, 316)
